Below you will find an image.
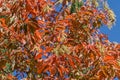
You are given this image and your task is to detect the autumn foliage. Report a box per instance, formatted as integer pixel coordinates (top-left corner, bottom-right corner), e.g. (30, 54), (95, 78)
(0, 0), (120, 80)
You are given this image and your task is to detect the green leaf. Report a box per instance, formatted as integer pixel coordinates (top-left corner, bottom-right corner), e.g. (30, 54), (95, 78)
(0, 48), (7, 53)
(70, 0), (83, 14)
(76, 0), (83, 9)
(70, 3), (76, 14)
(0, 15), (7, 19)
(4, 63), (12, 73)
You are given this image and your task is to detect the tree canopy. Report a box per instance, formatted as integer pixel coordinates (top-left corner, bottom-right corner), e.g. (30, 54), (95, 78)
(0, 0), (120, 80)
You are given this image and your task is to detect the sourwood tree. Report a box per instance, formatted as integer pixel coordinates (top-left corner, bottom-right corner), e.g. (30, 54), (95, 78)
(0, 0), (120, 80)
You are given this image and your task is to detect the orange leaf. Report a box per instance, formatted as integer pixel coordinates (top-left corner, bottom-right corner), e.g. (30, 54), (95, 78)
(39, 48), (43, 53)
(35, 30), (42, 40)
(38, 20), (44, 24)
(35, 53), (42, 60)
(67, 55), (75, 68)
(58, 65), (63, 77)
(0, 18), (7, 28)
(7, 74), (15, 80)
(37, 63), (47, 74)
(104, 55), (114, 62)
(45, 47), (53, 52)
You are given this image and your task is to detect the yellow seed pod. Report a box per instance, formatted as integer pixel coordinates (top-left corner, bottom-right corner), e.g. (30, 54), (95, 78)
(59, 48), (64, 53)
(103, 1), (109, 10)
(92, 0), (99, 7)
(108, 9), (116, 22)
(107, 9), (116, 29)
(52, 47), (59, 56)
(62, 45), (71, 54)
(118, 60), (120, 66)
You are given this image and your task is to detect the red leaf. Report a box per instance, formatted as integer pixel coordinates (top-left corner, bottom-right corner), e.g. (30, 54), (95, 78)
(37, 63), (47, 74)
(104, 55), (114, 62)
(67, 55), (75, 68)
(35, 53), (42, 60)
(35, 30), (42, 40)
(58, 65), (63, 77)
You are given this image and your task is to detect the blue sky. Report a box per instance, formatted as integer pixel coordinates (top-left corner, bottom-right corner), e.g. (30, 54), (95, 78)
(100, 0), (120, 43)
